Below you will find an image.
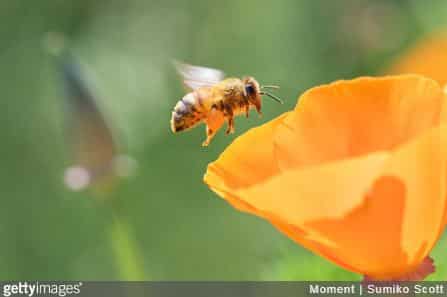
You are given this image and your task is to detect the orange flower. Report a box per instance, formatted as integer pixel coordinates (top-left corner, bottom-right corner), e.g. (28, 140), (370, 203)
(204, 75), (447, 280)
(390, 34), (447, 86)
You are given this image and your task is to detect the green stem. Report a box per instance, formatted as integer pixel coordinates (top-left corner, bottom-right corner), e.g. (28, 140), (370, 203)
(109, 213), (147, 280)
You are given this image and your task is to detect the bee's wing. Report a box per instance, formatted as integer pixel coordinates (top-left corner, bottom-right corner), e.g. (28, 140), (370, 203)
(174, 61), (225, 90)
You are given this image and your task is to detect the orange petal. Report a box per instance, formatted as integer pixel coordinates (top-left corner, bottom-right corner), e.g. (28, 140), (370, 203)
(302, 175), (407, 278)
(303, 125), (447, 279)
(382, 124), (447, 265)
(229, 152), (389, 224)
(274, 75), (444, 171)
(207, 125), (447, 279)
(204, 112), (290, 212)
(390, 34), (447, 86)
(207, 143), (391, 275)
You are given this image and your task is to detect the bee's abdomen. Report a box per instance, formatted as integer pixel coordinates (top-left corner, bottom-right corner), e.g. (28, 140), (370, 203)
(171, 93), (204, 133)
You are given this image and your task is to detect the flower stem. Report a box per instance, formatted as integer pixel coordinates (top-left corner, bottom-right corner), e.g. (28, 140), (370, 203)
(109, 213), (147, 280)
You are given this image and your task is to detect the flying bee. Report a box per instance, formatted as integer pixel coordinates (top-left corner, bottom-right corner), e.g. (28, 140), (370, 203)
(170, 62), (283, 146)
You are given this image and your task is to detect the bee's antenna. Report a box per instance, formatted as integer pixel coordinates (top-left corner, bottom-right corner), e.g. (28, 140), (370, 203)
(261, 85), (280, 90)
(261, 91), (284, 104)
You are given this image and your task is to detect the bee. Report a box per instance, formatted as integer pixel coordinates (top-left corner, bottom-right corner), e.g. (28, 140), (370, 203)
(170, 62), (283, 146)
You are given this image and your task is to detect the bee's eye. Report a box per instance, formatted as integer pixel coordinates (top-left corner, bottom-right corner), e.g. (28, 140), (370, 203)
(245, 85), (255, 95)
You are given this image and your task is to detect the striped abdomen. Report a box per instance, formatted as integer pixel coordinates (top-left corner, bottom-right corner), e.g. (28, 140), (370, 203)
(171, 92), (206, 133)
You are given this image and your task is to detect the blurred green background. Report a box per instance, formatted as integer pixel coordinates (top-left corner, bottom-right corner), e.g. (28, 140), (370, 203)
(2, 0), (447, 280)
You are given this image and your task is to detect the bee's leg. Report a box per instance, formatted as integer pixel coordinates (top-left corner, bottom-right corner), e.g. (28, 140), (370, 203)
(254, 102), (262, 118)
(224, 106), (235, 134)
(203, 108), (225, 146)
(202, 126), (216, 147)
(245, 105), (249, 118)
(226, 116), (235, 134)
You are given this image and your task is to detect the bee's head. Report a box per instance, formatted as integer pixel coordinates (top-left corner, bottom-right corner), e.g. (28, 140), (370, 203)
(243, 77), (261, 96)
(243, 77), (283, 112)
(243, 77), (262, 111)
